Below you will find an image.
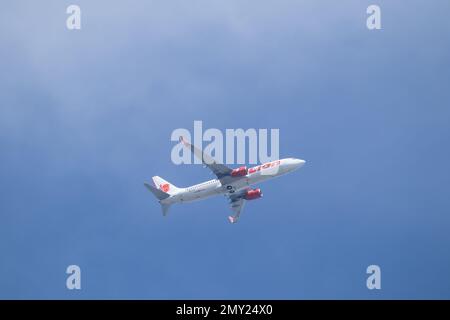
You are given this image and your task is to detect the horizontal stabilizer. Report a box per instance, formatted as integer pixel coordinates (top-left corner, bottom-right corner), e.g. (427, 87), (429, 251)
(144, 182), (170, 201)
(161, 203), (171, 216)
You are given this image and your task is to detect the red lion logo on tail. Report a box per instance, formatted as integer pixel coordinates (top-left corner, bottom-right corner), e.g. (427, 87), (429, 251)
(160, 183), (170, 193)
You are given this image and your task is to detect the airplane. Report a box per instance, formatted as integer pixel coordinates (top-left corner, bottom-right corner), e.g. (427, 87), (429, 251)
(144, 137), (306, 223)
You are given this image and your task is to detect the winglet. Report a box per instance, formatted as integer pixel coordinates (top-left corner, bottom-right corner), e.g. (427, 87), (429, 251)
(228, 216), (238, 224)
(179, 136), (189, 147)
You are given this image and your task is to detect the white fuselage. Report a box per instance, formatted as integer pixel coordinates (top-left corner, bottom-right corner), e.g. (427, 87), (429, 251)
(161, 158), (305, 205)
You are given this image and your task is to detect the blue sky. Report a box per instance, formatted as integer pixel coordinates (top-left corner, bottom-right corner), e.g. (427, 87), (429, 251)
(1, 0), (450, 299)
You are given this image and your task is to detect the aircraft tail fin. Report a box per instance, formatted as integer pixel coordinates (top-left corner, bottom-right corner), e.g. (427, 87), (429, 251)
(151, 176), (180, 195)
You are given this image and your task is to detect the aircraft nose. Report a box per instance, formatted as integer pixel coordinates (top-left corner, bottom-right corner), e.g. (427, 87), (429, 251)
(293, 158), (306, 168)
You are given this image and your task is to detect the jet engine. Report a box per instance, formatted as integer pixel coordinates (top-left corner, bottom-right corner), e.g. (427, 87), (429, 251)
(244, 188), (263, 200)
(231, 166), (248, 177)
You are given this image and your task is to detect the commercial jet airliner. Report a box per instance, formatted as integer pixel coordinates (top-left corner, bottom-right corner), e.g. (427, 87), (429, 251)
(144, 137), (306, 223)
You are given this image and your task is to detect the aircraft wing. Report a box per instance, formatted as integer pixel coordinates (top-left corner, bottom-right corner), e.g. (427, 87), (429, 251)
(226, 191), (247, 224)
(179, 136), (232, 179)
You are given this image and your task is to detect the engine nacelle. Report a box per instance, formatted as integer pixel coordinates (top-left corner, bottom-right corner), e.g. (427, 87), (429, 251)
(244, 188), (263, 200)
(231, 166), (248, 177)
